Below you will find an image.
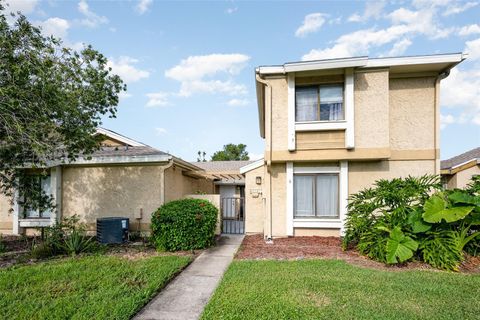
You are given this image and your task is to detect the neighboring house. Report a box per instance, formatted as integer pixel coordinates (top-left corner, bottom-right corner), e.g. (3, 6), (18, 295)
(193, 160), (255, 234)
(241, 53), (467, 239)
(441, 147), (480, 189)
(0, 128), (214, 235)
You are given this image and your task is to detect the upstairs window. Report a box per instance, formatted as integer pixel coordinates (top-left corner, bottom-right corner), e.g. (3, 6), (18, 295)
(295, 84), (344, 122)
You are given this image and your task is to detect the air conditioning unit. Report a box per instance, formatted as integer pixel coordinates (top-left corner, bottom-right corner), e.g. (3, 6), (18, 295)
(96, 217), (129, 244)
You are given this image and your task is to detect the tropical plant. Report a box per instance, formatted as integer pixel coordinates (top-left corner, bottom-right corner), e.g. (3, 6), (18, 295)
(343, 175), (480, 270)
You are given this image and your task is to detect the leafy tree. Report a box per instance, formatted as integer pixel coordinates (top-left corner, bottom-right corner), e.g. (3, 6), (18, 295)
(211, 144), (249, 161)
(0, 6), (125, 212)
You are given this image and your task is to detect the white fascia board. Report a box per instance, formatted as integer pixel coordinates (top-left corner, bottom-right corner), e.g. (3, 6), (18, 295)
(284, 57), (368, 73)
(365, 53), (466, 68)
(240, 158), (264, 174)
(256, 66), (285, 75)
(96, 128), (146, 147)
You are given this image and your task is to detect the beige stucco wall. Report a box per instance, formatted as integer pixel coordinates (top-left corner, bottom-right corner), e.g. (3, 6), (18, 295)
(294, 228), (340, 237)
(270, 163), (287, 238)
(268, 77), (289, 152)
(244, 165), (265, 234)
(389, 77), (436, 152)
(62, 164), (167, 231)
(349, 160), (436, 195)
(446, 165), (480, 189)
(164, 165), (214, 202)
(354, 70), (390, 149)
(0, 193), (12, 234)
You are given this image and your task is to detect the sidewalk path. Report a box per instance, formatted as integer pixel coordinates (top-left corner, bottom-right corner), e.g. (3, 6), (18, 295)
(134, 234), (244, 320)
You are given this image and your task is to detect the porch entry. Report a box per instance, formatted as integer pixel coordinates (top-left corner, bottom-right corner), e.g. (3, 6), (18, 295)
(220, 185), (245, 234)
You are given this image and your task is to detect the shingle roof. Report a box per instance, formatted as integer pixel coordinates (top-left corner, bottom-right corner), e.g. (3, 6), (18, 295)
(441, 147), (480, 170)
(89, 146), (169, 158)
(192, 161), (255, 174)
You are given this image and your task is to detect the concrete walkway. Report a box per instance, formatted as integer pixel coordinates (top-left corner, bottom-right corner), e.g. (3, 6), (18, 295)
(134, 234), (244, 320)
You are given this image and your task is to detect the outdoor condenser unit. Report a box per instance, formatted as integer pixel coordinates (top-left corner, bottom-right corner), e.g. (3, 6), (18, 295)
(96, 217), (129, 244)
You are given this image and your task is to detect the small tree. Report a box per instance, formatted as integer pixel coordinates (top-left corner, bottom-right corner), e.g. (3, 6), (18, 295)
(0, 7), (125, 211)
(211, 144), (249, 161)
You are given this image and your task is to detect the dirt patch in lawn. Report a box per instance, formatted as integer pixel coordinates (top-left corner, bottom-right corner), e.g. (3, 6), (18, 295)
(235, 234), (480, 273)
(106, 243), (201, 261)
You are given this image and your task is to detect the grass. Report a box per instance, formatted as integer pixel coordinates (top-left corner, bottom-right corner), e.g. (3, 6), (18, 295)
(202, 259), (480, 320)
(0, 254), (191, 320)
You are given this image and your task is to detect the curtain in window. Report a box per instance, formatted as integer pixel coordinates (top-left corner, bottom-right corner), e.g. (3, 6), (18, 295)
(295, 86), (318, 121)
(320, 86), (343, 121)
(316, 175), (339, 217)
(294, 175), (314, 217)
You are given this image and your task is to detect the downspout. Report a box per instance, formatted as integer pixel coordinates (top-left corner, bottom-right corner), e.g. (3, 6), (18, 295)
(256, 73), (273, 240)
(160, 157), (175, 205)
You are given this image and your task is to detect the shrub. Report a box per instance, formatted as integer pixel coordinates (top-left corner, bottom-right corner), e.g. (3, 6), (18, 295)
(30, 215), (99, 258)
(151, 198), (218, 251)
(343, 175), (480, 271)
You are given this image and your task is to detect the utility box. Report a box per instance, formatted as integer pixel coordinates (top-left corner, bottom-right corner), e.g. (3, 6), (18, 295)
(96, 217), (129, 244)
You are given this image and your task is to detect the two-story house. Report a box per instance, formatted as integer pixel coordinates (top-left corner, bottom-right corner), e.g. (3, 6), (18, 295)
(241, 53), (467, 240)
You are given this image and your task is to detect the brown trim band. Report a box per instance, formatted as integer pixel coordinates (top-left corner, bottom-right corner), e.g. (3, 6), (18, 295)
(268, 148), (439, 162)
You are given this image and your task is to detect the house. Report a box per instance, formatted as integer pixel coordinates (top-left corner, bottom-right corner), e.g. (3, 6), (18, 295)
(441, 147), (480, 189)
(193, 160), (255, 234)
(240, 53), (467, 239)
(0, 128), (214, 235)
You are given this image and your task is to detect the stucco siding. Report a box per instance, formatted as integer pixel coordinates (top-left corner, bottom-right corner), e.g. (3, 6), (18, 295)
(389, 77), (436, 151)
(0, 193), (12, 234)
(354, 70), (390, 149)
(244, 165), (265, 234)
(270, 163), (287, 237)
(269, 77), (289, 152)
(446, 165), (480, 189)
(62, 165), (166, 230)
(164, 166), (214, 202)
(348, 160), (436, 195)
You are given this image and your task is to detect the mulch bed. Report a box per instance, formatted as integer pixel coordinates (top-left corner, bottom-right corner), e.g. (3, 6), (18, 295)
(236, 234), (480, 273)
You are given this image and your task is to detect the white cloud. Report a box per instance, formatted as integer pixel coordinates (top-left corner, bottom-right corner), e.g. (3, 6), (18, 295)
(118, 91), (132, 99)
(302, 4), (453, 61)
(441, 67), (480, 127)
(107, 56), (150, 83)
(155, 127), (168, 135)
(146, 92), (170, 107)
(165, 53), (250, 97)
(226, 7), (238, 14)
(348, 1), (385, 22)
(443, 1), (479, 16)
(37, 17), (70, 39)
(78, 0), (108, 28)
(440, 114), (456, 129)
(459, 24), (480, 36)
(295, 13), (327, 38)
(227, 98), (249, 107)
(135, 0), (152, 15)
(4, 0), (38, 14)
(387, 38), (412, 56)
(465, 37), (480, 60)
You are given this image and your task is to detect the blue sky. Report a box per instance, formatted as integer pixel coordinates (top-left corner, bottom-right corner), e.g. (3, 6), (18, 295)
(6, 0), (480, 161)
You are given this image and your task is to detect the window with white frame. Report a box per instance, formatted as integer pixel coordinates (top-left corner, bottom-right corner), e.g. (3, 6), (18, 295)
(295, 84), (344, 122)
(23, 175), (52, 218)
(293, 173), (339, 218)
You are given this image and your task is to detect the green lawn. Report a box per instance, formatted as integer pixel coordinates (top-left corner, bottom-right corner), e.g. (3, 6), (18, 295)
(0, 254), (191, 320)
(202, 259), (480, 320)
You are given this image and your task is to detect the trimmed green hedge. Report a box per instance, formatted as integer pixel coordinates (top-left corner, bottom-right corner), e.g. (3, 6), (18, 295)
(151, 198), (218, 251)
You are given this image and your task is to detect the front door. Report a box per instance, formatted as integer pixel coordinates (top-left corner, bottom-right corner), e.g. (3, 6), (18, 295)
(220, 185), (245, 234)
